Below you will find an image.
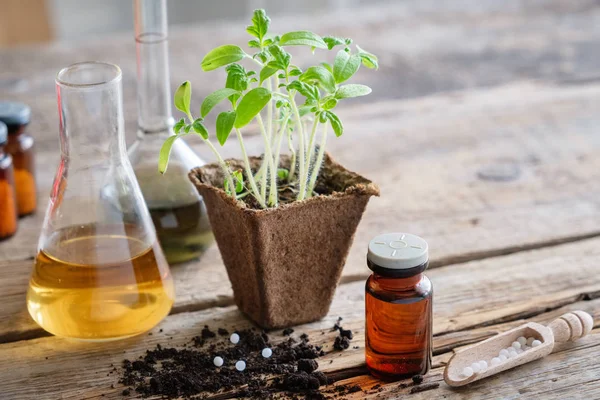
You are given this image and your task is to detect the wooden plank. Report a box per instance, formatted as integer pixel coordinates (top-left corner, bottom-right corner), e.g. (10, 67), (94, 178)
(337, 329), (600, 400)
(2, 81), (600, 341)
(1, 239), (600, 398)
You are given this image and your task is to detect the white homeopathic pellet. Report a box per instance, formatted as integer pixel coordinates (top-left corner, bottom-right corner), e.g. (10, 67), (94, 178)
(235, 360), (246, 371)
(531, 340), (542, 347)
(491, 357), (501, 366)
(499, 354), (507, 362)
(261, 348), (273, 358)
(471, 362), (481, 373)
(478, 360), (488, 370)
(511, 341), (521, 350)
(462, 366), (474, 378)
(526, 337), (535, 346)
(517, 336), (527, 346)
(213, 356), (224, 367)
(230, 333), (240, 344)
(499, 349), (509, 358)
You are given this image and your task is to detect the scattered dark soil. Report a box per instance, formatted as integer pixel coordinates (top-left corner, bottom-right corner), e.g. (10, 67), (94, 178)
(201, 325), (216, 339)
(331, 318), (353, 351)
(412, 374), (424, 385)
(283, 328), (294, 336)
(297, 359), (319, 373)
(332, 317), (343, 332)
(218, 328), (229, 336)
(410, 382), (440, 394)
(117, 327), (356, 399)
(333, 337), (351, 351)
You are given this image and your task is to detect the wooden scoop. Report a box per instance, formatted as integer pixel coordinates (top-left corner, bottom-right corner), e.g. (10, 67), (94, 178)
(444, 311), (594, 387)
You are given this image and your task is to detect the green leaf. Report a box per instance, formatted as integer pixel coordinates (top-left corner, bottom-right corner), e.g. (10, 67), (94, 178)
(356, 45), (379, 70)
(298, 105), (313, 117)
(299, 66), (336, 93)
(335, 84), (372, 99)
(233, 170), (244, 193)
(323, 36), (351, 50)
(224, 169), (244, 195)
(277, 168), (289, 181)
(201, 45), (246, 71)
(159, 134), (186, 173)
(289, 67), (303, 76)
(225, 64), (248, 105)
(184, 124), (192, 133)
(279, 31), (327, 49)
(254, 51), (268, 63)
(234, 87), (272, 128)
(267, 44), (291, 70)
(192, 119), (209, 139)
(323, 111), (343, 137)
(260, 65), (278, 84)
(200, 88), (239, 118)
(287, 81), (320, 101)
(321, 62), (333, 74)
(174, 81), (192, 117)
(173, 118), (186, 134)
(321, 98), (338, 110)
(248, 39), (261, 48)
(333, 50), (361, 83)
(246, 9), (270, 42)
(216, 111), (236, 145)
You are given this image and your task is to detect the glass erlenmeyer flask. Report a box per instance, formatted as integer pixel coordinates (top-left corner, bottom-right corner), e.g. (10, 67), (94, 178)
(128, 0), (213, 264)
(26, 62), (174, 341)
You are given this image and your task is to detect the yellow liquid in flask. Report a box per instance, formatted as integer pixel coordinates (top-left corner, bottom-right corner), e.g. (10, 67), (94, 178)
(27, 223), (175, 341)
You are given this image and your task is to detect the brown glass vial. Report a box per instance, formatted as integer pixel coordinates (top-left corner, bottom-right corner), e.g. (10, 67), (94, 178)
(0, 122), (18, 240)
(0, 102), (36, 216)
(365, 233), (433, 381)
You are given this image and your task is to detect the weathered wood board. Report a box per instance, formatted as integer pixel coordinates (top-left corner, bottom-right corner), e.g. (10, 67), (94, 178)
(2, 80), (600, 343)
(1, 1), (600, 399)
(1, 240), (599, 398)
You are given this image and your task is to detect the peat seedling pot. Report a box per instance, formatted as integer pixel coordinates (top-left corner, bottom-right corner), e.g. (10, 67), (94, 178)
(189, 154), (379, 328)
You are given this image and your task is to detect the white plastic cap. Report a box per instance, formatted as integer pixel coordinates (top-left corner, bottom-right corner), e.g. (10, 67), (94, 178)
(367, 233), (428, 269)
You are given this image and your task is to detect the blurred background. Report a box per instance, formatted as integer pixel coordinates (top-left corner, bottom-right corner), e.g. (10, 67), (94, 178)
(0, 0), (393, 47)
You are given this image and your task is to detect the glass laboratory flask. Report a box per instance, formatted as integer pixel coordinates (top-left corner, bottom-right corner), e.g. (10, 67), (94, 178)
(128, 0), (213, 264)
(26, 62), (174, 341)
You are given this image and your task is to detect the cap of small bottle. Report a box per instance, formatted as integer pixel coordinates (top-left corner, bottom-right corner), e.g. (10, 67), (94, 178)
(367, 233), (429, 276)
(0, 122), (7, 146)
(0, 101), (31, 127)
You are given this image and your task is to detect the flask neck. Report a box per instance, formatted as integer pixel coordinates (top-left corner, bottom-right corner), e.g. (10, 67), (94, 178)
(134, 0), (174, 136)
(372, 273), (423, 291)
(56, 62), (127, 162)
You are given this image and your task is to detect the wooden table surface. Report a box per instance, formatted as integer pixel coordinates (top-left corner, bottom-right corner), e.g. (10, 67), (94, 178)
(2, 1), (600, 398)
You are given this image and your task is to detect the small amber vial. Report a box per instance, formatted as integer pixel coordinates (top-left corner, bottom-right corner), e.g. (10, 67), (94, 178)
(365, 232), (433, 381)
(0, 122), (18, 240)
(0, 102), (36, 216)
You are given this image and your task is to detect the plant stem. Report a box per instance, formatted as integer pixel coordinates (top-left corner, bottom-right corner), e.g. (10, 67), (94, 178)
(272, 112), (291, 178)
(307, 122), (329, 197)
(287, 127), (296, 181)
(235, 128), (266, 208)
(289, 93), (306, 201)
(204, 139), (235, 196)
(303, 118), (320, 199)
(256, 113), (278, 207)
(266, 78), (273, 143)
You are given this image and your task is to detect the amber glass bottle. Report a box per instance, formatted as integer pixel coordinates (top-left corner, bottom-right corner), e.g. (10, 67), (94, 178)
(365, 233), (433, 381)
(0, 122), (18, 240)
(0, 102), (36, 216)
